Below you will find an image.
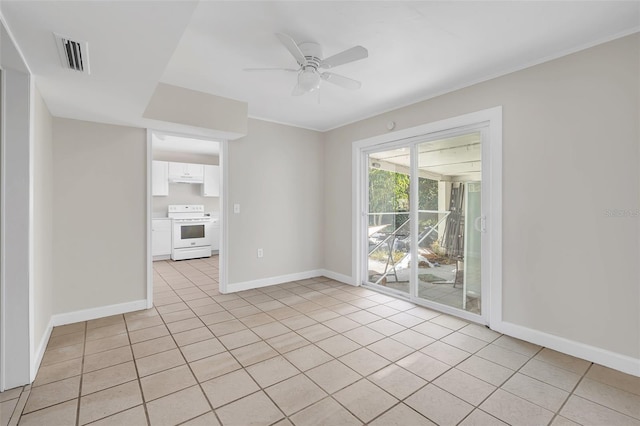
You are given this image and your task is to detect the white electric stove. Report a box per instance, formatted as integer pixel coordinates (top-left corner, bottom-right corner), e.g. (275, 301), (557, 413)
(168, 205), (213, 260)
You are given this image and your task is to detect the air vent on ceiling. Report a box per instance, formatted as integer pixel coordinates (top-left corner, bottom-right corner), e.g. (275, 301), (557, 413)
(54, 33), (90, 74)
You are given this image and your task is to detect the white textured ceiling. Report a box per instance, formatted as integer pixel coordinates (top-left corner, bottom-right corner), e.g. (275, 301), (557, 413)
(2, 1), (639, 133)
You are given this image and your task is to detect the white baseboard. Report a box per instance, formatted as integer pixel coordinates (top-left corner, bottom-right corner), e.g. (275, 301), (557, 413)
(494, 320), (640, 377)
(51, 299), (149, 327)
(31, 317), (54, 381)
(319, 269), (356, 286)
(225, 270), (324, 293)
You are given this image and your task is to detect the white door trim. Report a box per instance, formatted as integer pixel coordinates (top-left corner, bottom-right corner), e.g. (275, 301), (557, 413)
(352, 106), (502, 326)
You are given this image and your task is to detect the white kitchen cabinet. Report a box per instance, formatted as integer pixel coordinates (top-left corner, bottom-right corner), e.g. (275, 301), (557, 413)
(168, 162), (204, 182)
(152, 161), (169, 196)
(202, 165), (220, 197)
(152, 219), (172, 260)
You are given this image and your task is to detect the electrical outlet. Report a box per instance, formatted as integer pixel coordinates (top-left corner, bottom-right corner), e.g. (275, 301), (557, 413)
(257, 248), (264, 258)
(233, 204), (240, 214)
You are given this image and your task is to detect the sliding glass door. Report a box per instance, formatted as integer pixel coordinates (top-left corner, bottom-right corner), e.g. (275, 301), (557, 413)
(363, 127), (487, 319)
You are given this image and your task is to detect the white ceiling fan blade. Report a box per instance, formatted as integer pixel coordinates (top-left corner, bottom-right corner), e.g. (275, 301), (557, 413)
(321, 72), (362, 90)
(275, 33), (307, 67)
(243, 68), (298, 72)
(320, 46), (368, 69)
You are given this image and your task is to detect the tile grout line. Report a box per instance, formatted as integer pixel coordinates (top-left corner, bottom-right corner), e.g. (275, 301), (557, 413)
(122, 312), (152, 426)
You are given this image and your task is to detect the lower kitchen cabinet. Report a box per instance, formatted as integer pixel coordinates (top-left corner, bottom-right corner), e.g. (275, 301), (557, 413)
(152, 219), (172, 259)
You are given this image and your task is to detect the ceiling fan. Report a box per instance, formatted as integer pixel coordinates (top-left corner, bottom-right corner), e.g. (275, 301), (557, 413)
(244, 33), (368, 96)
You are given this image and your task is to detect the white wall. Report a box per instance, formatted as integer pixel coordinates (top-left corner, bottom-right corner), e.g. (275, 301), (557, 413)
(32, 86), (53, 369)
(227, 118), (324, 286)
(153, 182), (219, 217)
(323, 34), (640, 362)
(52, 118), (147, 315)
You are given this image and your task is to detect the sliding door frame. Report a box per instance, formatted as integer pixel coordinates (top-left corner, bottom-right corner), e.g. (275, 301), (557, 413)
(352, 107), (502, 326)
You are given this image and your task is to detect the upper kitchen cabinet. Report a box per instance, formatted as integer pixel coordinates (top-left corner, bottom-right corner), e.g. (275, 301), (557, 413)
(202, 165), (220, 197)
(168, 162), (204, 183)
(152, 160), (169, 196)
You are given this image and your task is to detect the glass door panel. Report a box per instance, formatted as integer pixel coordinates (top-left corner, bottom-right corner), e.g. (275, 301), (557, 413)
(366, 148), (411, 295)
(416, 132), (482, 314)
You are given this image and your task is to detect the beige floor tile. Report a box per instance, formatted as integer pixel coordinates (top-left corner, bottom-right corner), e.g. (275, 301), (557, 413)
(47, 331), (85, 350)
(131, 335), (176, 359)
(88, 405), (147, 426)
(0, 387), (22, 403)
(334, 379), (397, 423)
(239, 313), (274, 328)
(433, 368), (496, 406)
(339, 348), (390, 376)
(84, 333), (130, 356)
(23, 376), (80, 413)
(173, 327), (215, 347)
(368, 364), (427, 399)
(475, 343), (531, 370)
(266, 374), (327, 416)
(480, 389), (554, 426)
(343, 326), (385, 346)
(369, 403), (436, 426)
(366, 319), (405, 336)
(307, 308), (340, 323)
(140, 364), (197, 402)
(412, 321), (454, 339)
(191, 303), (225, 316)
(492, 335), (541, 357)
(586, 364), (640, 396)
(284, 345), (333, 371)
(81, 361), (137, 395)
(387, 312), (426, 328)
(200, 311), (235, 326)
(535, 348), (591, 375)
(166, 317), (205, 334)
(215, 391), (284, 426)
(315, 334), (360, 358)
(289, 397), (362, 426)
(459, 409), (508, 426)
(231, 341), (279, 366)
(78, 380), (142, 425)
(296, 324), (337, 342)
(429, 314), (469, 330)
(367, 338), (414, 362)
(180, 338), (226, 362)
(520, 359), (582, 392)
(135, 348), (185, 377)
(323, 316), (361, 333)
(306, 360), (361, 394)
(16, 399), (77, 426)
(146, 385), (210, 426)
(181, 411), (220, 426)
(86, 323), (127, 341)
(33, 357), (82, 387)
(457, 356), (514, 386)
(190, 351), (241, 382)
(501, 373), (569, 412)
(345, 310), (382, 325)
(396, 352), (450, 381)
(207, 319), (247, 337)
(458, 324), (502, 343)
(575, 377), (640, 419)
(125, 315), (164, 331)
(87, 315), (125, 330)
(41, 343), (84, 367)
(441, 332), (488, 353)
(1, 398), (18, 426)
(420, 341), (471, 366)
(367, 304), (400, 318)
(218, 329), (261, 350)
(406, 383), (474, 425)
(160, 309), (197, 323)
(266, 332), (311, 354)
(405, 306), (441, 320)
(156, 301), (189, 314)
(252, 321), (291, 339)
(246, 356), (299, 388)
(201, 369), (260, 408)
(280, 314), (317, 330)
(550, 415), (582, 426)
(390, 329), (435, 350)
(51, 322), (86, 337)
(128, 324), (170, 344)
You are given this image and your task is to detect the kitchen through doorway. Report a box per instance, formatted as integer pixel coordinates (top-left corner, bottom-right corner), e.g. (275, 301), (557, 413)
(147, 130), (226, 307)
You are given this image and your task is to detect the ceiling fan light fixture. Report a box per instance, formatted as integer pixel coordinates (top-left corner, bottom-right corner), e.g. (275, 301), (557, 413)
(298, 68), (321, 92)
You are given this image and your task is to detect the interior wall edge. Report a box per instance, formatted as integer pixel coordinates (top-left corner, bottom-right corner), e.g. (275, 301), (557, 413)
(225, 269), (324, 294)
(50, 299), (148, 327)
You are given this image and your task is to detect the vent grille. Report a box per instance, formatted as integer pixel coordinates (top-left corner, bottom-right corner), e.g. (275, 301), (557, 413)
(54, 33), (90, 74)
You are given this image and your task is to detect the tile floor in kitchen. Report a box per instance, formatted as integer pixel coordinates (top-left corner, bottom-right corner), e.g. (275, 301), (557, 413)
(2, 256), (639, 425)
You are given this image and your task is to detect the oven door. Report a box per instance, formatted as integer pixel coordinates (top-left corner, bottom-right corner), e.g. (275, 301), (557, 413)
(173, 221), (211, 248)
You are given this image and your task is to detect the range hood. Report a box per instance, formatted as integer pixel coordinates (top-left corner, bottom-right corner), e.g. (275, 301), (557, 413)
(169, 176), (203, 184)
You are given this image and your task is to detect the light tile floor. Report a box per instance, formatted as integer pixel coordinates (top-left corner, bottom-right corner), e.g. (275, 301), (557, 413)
(3, 256), (640, 425)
